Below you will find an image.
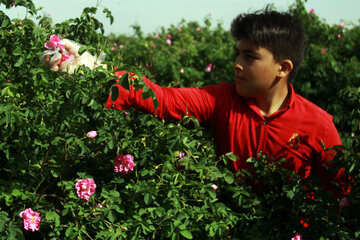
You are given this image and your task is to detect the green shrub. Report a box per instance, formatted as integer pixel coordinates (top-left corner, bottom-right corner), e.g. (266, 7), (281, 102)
(0, 0), (359, 239)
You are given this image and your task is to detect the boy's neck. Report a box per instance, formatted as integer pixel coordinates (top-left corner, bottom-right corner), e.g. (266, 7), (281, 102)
(255, 84), (289, 117)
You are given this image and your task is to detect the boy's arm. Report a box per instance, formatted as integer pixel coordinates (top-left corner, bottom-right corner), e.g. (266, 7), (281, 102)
(105, 70), (217, 123)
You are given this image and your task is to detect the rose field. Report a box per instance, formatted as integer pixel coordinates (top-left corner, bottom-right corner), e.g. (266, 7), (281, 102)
(0, 0), (360, 239)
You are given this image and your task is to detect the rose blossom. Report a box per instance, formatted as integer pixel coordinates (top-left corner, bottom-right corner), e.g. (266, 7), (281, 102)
(87, 130), (97, 139)
(180, 68), (184, 74)
(166, 39), (172, 45)
(211, 184), (218, 191)
(19, 208), (41, 232)
(339, 23), (344, 28)
(57, 52), (70, 66)
(114, 154), (135, 174)
(340, 196), (349, 207)
(309, 8), (315, 14)
(75, 178), (96, 202)
(291, 233), (302, 240)
(174, 151), (185, 159)
(205, 63), (213, 72)
(44, 34), (65, 52)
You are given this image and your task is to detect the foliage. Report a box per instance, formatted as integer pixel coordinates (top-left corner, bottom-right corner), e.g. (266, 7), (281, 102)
(0, 0), (359, 239)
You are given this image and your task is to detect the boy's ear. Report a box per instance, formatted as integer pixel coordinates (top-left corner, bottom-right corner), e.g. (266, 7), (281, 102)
(277, 59), (293, 78)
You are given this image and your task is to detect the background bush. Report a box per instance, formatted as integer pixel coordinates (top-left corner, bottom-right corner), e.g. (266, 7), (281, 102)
(0, 0), (359, 239)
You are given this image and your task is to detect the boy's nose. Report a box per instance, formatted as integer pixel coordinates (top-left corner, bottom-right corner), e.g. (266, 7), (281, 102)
(233, 63), (243, 72)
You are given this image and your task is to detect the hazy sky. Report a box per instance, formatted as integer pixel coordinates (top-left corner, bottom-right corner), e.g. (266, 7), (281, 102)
(1, 0), (359, 35)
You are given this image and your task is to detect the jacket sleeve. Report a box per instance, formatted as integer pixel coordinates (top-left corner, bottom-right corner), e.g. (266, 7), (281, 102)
(105, 70), (218, 124)
(317, 120), (350, 198)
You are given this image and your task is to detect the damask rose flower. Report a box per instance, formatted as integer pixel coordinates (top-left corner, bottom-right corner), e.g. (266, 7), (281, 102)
(114, 154), (135, 174)
(339, 23), (344, 28)
(180, 68), (184, 74)
(321, 48), (326, 54)
(93, 203), (103, 217)
(75, 178), (96, 202)
(340, 196), (349, 207)
(87, 130), (97, 139)
(309, 8), (315, 14)
(57, 52), (70, 66)
(166, 39), (172, 45)
(174, 151), (185, 159)
(211, 184), (218, 191)
(291, 233), (302, 240)
(205, 63), (213, 72)
(19, 208), (41, 232)
(44, 34), (65, 52)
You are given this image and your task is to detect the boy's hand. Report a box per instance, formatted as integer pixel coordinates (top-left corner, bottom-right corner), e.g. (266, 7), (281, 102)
(42, 36), (106, 74)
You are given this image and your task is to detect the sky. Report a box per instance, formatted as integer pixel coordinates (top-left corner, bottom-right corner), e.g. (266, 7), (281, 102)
(1, 0), (359, 35)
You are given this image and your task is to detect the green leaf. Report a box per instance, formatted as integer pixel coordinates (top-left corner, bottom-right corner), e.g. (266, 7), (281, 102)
(12, 47), (22, 56)
(120, 72), (130, 90)
(224, 174), (234, 184)
(152, 98), (159, 110)
(144, 193), (151, 205)
(108, 210), (115, 222)
(180, 230), (193, 239)
(226, 152), (238, 161)
(14, 56), (24, 67)
(11, 189), (22, 197)
(110, 85), (119, 102)
(110, 190), (120, 198)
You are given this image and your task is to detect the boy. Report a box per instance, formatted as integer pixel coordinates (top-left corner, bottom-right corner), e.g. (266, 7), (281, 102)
(105, 9), (346, 196)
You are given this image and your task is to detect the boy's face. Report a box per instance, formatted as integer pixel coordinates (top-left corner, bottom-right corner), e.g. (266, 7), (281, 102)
(233, 39), (282, 98)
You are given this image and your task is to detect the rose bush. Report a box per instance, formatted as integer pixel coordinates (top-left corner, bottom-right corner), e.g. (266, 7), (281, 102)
(0, 0), (359, 239)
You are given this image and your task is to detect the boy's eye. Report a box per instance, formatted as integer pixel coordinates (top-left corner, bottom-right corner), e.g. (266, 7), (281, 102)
(234, 48), (240, 57)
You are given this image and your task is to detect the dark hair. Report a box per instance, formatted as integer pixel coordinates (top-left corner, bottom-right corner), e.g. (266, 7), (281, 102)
(230, 7), (306, 82)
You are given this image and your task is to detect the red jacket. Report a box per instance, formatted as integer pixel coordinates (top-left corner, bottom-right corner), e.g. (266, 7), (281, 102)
(106, 71), (347, 195)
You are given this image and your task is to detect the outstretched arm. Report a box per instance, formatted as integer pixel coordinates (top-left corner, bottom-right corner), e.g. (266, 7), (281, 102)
(105, 70), (218, 124)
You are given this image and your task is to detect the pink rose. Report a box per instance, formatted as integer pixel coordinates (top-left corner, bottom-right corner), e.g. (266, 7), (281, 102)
(211, 184), (218, 191)
(19, 208), (41, 232)
(337, 34), (342, 39)
(114, 154), (135, 174)
(180, 68), (184, 74)
(291, 233), (302, 240)
(75, 178), (96, 202)
(205, 63), (213, 72)
(44, 34), (65, 52)
(174, 151), (185, 159)
(166, 39), (172, 45)
(93, 203), (103, 217)
(57, 52), (70, 66)
(309, 8), (315, 14)
(167, 34), (172, 39)
(321, 48), (326, 54)
(87, 130), (97, 139)
(340, 196), (349, 207)
(196, 27), (201, 31)
(339, 23), (344, 28)
(155, 34), (159, 39)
